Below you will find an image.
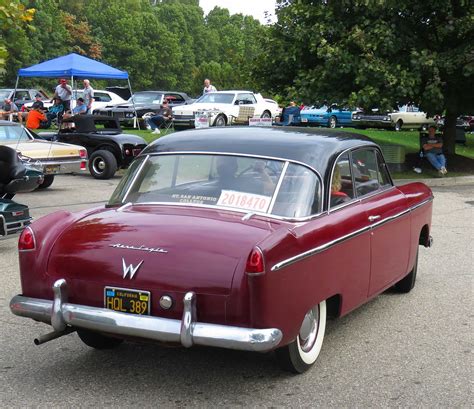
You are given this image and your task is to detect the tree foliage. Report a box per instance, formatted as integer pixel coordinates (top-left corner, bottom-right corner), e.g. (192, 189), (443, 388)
(254, 0), (474, 152)
(0, 0), (266, 97)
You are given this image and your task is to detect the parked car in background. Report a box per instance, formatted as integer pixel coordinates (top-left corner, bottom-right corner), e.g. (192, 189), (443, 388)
(388, 105), (436, 131)
(0, 88), (49, 108)
(0, 145), (44, 239)
(0, 121), (87, 189)
(37, 115), (147, 179)
(300, 104), (355, 128)
(95, 91), (193, 127)
(10, 127), (433, 373)
(23, 90), (126, 113)
(172, 91), (280, 128)
(264, 98), (283, 116)
(353, 105), (435, 131)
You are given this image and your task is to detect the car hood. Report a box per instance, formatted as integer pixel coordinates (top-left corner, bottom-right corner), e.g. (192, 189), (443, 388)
(101, 102), (156, 110)
(46, 205), (284, 296)
(1, 139), (83, 159)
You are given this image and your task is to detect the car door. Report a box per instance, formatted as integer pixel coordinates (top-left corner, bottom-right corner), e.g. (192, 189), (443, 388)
(351, 148), (410, 296)
(238, 93), (259, 114)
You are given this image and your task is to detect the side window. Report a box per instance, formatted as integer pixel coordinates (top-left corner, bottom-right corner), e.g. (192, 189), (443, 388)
(95, 92), (111, 102)
(330, 153), (355, 208)
(376, 151), (392, 187)
(166, 94), (185, 104)
(237, 93), (256, 105)
(351, 149), (380, 197)
(15, 91), (29, 101)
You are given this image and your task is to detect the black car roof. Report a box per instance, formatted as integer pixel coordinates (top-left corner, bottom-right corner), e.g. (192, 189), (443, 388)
(143, 127), (378, 176)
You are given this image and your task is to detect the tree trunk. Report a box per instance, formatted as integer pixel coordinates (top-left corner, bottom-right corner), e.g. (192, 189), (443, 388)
(443, 110), (457, 155)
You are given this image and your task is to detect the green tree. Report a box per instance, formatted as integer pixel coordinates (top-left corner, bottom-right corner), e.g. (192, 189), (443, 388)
(255, 0), (474, 153)
(0, 0), (35, 75)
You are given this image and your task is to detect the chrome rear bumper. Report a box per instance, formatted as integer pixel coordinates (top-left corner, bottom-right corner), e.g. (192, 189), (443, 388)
(10, 279), (282, 352)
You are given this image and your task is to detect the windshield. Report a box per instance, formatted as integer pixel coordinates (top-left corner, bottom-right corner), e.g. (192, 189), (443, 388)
(0, 90), (12, 100)
(128, 93), (163, 104)
(195, 93), (235, 104)
(0, 124), (32, 143)
(109, 154), (321, 218)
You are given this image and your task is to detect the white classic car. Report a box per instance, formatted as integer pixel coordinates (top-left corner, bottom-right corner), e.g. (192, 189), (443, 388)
(172, 91), (280, 128)
(353, 105), (436, 131)
(23, 90), (126, 113)
(389, 105), (436, 131)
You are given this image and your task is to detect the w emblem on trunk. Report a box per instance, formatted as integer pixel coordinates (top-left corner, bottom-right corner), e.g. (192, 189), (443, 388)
(122, 258), (144, 279)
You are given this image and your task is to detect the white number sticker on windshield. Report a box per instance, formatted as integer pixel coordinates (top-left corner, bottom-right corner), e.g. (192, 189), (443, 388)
(217, 190), (271, 212)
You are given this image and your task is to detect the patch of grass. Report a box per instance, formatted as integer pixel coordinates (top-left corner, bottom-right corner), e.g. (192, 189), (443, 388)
(122, 128), (173, 143)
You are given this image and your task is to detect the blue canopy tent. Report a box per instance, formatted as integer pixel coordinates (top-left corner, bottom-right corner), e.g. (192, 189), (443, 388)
(15, 53), (139, 126)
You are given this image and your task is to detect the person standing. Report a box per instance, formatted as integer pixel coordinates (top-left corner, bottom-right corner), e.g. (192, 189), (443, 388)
(53, 79), (72, 111)
(83, 79), (94, 113)
(203, 78), (217, 95)
(421, 125), (447, 176)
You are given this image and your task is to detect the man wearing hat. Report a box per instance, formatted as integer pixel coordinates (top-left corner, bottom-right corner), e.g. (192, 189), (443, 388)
(421, 124), (448, 176)
(53, 79), (72, 111)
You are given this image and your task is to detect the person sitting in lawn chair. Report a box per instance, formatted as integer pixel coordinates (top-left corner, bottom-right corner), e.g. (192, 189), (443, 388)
(44, 97), (65, 128)
(275, 101), (301, 126)
(145, 99), (173, 135)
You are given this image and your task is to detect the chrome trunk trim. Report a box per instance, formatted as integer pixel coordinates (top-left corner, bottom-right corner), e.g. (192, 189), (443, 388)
(10, 280), (282, 353)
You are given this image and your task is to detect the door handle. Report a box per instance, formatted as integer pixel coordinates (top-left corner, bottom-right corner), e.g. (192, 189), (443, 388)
(368, 215), (381, 222)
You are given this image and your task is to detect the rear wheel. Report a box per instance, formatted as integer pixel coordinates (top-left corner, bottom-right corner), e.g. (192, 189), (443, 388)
(275, 300), (327, 373)
(261, 110), (272, 119)
(89, 150), (117, 179)
(37, 174), (55, 190)
(394, 249), (418, 293)
(77, 329), (123, 349)
(328, 116), (337, 128)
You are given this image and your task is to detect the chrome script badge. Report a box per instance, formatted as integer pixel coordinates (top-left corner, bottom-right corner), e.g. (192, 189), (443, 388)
(122, 258), (144, 279)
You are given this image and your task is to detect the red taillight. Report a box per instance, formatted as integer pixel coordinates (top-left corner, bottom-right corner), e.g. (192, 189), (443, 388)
(19, 227), (36, 251)
(246, 247), (265, 275)
(80, 161), (86, 170)
(79, 149), (87, 159)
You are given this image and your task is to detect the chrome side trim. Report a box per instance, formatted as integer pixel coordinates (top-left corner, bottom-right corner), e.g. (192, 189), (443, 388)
(10, 280), (283, 353)
(271, 197), (433, 271)
(271, 224), (372, 271)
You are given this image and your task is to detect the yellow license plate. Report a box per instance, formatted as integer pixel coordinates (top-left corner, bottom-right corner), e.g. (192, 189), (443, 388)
(104, 287), (150, 315)
(44, 165), (60, 174)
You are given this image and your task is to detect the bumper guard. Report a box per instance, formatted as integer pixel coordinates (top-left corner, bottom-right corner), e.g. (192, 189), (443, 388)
(10, 279), (283, 352)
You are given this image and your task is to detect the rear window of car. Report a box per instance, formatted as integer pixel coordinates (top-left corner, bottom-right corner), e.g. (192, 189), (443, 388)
(109, 154), (322, 218)
(0, 125), (31, 143)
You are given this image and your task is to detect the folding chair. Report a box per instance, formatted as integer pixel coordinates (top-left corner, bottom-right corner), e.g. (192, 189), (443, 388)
(232, 106), (255, 125)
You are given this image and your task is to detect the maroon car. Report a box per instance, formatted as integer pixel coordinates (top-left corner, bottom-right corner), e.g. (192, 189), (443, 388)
(10, 127), (433, 373)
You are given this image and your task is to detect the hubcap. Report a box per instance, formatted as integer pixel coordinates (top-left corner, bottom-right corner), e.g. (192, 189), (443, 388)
(330, 118), (336, 128)
(93, 158), (106, 173)
(298, 306), (319, 352)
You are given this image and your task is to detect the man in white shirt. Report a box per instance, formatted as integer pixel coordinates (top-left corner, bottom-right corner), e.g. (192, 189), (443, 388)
(53, 79), (72, 111)
(203, 78), (217, 95)
(83, 79), (94, 113)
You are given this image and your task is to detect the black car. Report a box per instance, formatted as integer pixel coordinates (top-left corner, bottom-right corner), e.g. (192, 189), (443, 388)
(39, 115), (147, 179)
(95, 91), (193, 127)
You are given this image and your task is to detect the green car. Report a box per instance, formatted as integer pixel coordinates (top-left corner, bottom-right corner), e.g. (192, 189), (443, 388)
(0, 146), (44, 238)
